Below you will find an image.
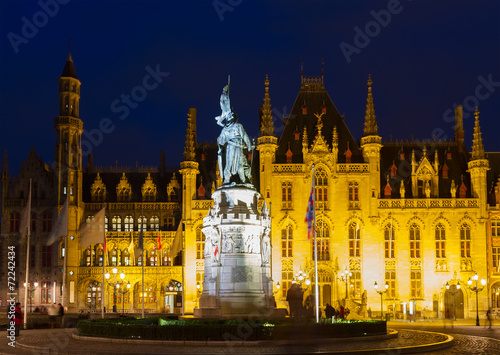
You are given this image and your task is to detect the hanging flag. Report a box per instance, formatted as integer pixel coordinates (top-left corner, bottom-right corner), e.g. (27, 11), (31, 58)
(47, 199), (68, 246)
(19, 188), (32, 241)
(170, 222), (183, 258)
(305, 182), (315, 240)
(214, 245), (219, 260)
(80, 208), (105, 248)
(127, 233), (135, 255)
(158, 233), (162, 250)
(135, 222), (144, 257)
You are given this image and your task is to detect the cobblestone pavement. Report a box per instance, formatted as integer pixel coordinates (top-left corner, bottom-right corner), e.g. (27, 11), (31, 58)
(1, 328), (452, 355)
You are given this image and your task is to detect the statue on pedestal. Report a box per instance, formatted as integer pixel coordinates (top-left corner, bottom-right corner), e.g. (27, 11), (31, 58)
(216, 77), (253, 186)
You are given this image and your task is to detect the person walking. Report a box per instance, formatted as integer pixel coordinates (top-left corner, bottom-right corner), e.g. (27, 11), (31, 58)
(13, 302), (23, 337)
(48, 304), (58, 328)
(58, 303), (65, 328)
(487, 308), (493, 329)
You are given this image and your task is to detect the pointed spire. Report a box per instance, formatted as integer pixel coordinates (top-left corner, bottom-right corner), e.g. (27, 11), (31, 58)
(260, 75), (274, 136)
(332, 126), (338, 146)
(363, 75), (378, 136)
(302, 126), (308, 148)
(183, 108), (197, 161)
(471, 107), (485, 160)
(61, 44), (78, 79)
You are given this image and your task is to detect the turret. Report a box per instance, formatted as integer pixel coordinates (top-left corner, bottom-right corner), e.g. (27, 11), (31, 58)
(467, 107), (490, 218)
(257, 75), (278, 200)
(360, 75), (382, 214)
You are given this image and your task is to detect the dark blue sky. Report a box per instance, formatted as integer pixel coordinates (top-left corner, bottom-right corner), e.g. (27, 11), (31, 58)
(1, 0), (499, 175)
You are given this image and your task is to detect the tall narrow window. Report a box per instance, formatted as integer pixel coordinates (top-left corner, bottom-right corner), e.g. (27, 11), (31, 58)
(435, 224), (446, 258)
(110, 248), (118, 266)
(42, 246), (52, 267)
(281, 225), (293, 257)
(150, 216), (160, 231)
(41, 282), (52, 304)
(123, 249), (130, 266)
(384, 224), (395, 258)
(42, 212), (52, 232)
(350, 271), (362, 299)
(385, 270), (396, 298)
(315, 219), (330, 261)
(348, 182), (359, 201)
(112, 216), (122, 231)
(138, 215), (147, 231)
(149, 250), (158, 266)
(410, 270), (422, 298)
(348, 222), (361, 257)
(315, 168), (328, 204)
(493, 247), (500, 270)
(124, 215), (134, 231)
(460, 224), (471, 258)
(10, 212), (20, 232)
(492, 220), (500, 237)
(409, 224), (421, 258)
(196, 226), (205, 260)
(281, 263), (293, 299)
(281, 182), (292, 209)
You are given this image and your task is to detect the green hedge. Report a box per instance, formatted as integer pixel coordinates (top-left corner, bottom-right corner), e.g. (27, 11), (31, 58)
(77, 317), (386, 341)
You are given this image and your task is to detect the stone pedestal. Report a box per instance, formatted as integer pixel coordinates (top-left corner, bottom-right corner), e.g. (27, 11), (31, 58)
(194, 186), (275, 318)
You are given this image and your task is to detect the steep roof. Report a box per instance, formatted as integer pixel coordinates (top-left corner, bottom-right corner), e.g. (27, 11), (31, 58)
(61, 52), (78, 79)
(276, 74), (362, 164)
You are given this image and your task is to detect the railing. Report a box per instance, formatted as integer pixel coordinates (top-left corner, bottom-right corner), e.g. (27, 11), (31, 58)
(337, 164), (369, 173)
(85, 202), (179, 211)
(378, 198), (479, 209)
(272, 164), (305, 174)
(193, 200), (213, 210)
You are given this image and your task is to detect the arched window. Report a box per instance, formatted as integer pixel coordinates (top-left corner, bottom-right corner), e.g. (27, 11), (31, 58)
(150, 216), (159, 231)
(281, 182), (292, 209)
(110, 248), (119, 266)
(144, 188), (155, 202)
(122, 249), (131, 266)
(460, 223), (471, 258)
(315, 168), (328, 206)
(409, 224), (421, 258)
(315, 219), (330, 261)
(93, 187), (105, 202)
(350, 271), (362, 299)
(196, 226), (205, 260)
(384, 224), (395, 258)
(86, 281), (102, 309)
(42, 212), (52, 232)
(117, 188), (129, 202)
(124, 215), (134, 231)
(348, 222), (361, 257)
(83, 247), (95, 266)
(10, 212), (20, 232)
(435, 224), (446, 258)
(281, 225), (293, 257)
(149, 250), (158, 266)
(96, 246), (104, 266)
(138, 215), (147, 232)
(112, 216), (122, 231)
(162, 250), (171, 266)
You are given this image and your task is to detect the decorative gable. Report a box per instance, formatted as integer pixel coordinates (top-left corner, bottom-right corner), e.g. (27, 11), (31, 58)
(116, 172), (132, 202)
(411, 147), (439, 198)
(142, 173), (157, 202)
(91, 173), (107, 202)
(167, 173), (180, 201)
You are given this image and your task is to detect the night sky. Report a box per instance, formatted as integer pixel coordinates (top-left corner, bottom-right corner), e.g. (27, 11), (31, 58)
(1, 0), (499, 175)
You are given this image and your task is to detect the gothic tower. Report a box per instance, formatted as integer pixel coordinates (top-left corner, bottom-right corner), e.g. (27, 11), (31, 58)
(180, 107), (199, 312)
(468, 107), (490, 218)
(257, 75), (278, 200)
(54, 51), (84, 308)
(360, 75), (382, 215)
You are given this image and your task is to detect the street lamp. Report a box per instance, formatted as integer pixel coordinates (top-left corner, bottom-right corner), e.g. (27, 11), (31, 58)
(374, 281), (389, 321)
(467, 273), (486, 326)
(293, 270), (310, 289)
(339, 268), (352, 299)
(117, 282), (131, 314)
(445, 282), (460, 321)
(105, 268), (126, 312)
(23, 282), (38, 313)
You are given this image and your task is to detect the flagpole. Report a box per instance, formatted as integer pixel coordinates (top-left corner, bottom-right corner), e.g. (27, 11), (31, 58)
(141, 204), (145, 318)
(312, 164), (319, 324)
(62, 233), (68, 307)
(23, 179), (32, 328)
(101, 204), (106, 319)
(181, 225), (185, 316)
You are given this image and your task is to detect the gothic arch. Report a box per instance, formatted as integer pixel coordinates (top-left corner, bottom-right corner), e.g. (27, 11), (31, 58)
(380, 215), (400, 231)
(406, 215), (425, 230)
(456, 214), (476, 232)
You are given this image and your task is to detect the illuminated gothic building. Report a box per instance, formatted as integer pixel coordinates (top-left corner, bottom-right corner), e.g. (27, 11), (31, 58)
(1, 54), (500, 319)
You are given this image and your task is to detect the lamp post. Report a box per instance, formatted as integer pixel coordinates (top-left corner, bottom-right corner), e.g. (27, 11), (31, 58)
(445, 281), (460, 321)
(23, 282), (38, 313)
(374, 281), (389, 321)
(105, 267), (125, 312)
(339, 268), (352, 299)
(467, 273), (486, 326)
(117, 282), (131, 314)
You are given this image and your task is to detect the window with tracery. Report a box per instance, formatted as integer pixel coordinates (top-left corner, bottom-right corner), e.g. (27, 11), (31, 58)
(409, 224), (421, 258)
(384, 224), (395, 258)
(314, 219), (330, 261)
(460, 224), (471, 258)
(348, 222), (361, 257)
(435, 224), (446, 258)
(281, 225), (293, 257)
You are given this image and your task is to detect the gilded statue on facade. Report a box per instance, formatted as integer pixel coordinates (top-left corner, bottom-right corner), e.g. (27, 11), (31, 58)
(216, 76), (253, 186)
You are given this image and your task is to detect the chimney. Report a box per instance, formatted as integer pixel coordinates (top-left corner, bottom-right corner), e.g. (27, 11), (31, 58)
(454, 105), (465, 152)
(87, 153), (94, 173)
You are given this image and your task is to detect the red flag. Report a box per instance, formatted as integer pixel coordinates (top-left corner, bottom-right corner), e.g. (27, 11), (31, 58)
(158, 234), (162, 250)
(104, 235), (107, 253)
(214, 245), (219, 260)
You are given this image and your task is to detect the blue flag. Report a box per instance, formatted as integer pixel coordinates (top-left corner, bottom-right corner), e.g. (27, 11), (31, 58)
(305, 181), (315, 240)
